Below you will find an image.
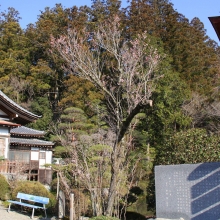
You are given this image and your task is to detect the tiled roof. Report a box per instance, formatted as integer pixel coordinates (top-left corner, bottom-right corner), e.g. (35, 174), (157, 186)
(0, 90), (41, 123)
(10, 126), (45, 137)
(10, 137), (54, 147)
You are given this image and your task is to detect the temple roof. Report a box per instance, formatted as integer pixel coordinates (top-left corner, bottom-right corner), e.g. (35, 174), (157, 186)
(10, 137), (54, 147)
(0, 90), (41, 124)
(209, 16), (220, 41)
(10, 126), (45, 137)
(0, 119), (20, 128)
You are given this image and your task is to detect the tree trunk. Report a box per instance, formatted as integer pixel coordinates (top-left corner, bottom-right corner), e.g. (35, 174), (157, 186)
(106, 142), (120, 216)
(106, 169), (117, 216)
(91, 189), (103, 216)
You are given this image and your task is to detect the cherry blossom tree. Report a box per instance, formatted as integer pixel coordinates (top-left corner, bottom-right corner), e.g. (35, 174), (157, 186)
(51, 16), (161, 216)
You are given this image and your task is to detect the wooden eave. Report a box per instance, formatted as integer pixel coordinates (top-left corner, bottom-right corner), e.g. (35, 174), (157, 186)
(0, 90), (41, 124)
(0, 120), (20, 128)
(10, 137), (54, 148)
(209, 16), (220, 41)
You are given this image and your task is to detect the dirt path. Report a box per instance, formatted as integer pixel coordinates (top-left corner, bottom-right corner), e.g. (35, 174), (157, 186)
(0, 202), (57, 220)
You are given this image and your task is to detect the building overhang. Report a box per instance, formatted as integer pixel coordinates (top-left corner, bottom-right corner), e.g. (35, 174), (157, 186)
(209, 16), (220, 41)
(10, 137), (54, 148)
(0, 120), (20, 128)
(0, 90), (41, 124)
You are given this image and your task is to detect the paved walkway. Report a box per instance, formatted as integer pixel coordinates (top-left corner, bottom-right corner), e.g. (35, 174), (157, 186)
(0, 202), (58, 220)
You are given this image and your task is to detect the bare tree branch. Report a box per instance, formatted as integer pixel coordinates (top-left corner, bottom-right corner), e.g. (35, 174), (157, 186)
(51, 16), (162, 216)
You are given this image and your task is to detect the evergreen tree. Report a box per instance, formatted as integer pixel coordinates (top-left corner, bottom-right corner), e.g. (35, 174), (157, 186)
(51, 107), (113, 216)
(25, 4), (89, 112)
(126, 0), (220, 95)
(29, 96), (53, 132)
(90, 0), (122, 22)
(0, 7), (31, 101)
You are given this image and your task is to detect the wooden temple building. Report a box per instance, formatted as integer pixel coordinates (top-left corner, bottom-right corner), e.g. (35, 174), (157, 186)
(0, 90), (54, 185)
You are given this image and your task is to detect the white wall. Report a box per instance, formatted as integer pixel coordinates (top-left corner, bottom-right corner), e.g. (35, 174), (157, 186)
(0, 127), (9, 134)
(39, 150), (52, 168)
(46, 151), (52, 164)
(4, 138), (9, 159)
(0, 135), (10, 159)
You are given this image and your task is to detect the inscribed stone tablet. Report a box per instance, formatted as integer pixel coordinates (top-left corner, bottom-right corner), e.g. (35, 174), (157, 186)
(155, 162), (220, 220)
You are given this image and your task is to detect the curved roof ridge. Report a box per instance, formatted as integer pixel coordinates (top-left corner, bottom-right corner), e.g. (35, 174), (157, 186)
(0, 90), (41, 121)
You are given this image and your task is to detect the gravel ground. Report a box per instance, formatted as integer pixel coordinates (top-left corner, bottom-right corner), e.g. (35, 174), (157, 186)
(0, 202), (58, 220)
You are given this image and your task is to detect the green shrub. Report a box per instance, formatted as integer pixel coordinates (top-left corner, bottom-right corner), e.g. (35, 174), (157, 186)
(12, 181), (56, 208)
(157, 128), (220, 165)
(90, 216), (120, 220)
(0, 174), (10, 200)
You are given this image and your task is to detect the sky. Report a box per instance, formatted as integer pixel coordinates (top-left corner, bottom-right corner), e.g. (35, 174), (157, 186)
(0, 0), (220, 44)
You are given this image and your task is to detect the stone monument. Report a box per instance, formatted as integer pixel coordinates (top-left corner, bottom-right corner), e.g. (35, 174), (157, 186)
(155, 162), (220, 220)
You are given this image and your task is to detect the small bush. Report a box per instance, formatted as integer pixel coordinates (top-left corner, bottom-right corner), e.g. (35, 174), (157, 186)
(124, 211), (147, 220)
(0, 174), (10, 200)
(12, 181), (56, 208)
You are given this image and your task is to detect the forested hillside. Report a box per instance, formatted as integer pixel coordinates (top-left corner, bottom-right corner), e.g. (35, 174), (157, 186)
(1, 0), (220, 218)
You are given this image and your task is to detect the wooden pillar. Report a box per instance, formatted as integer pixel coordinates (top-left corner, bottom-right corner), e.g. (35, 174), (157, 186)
(58, 190), (65, 219)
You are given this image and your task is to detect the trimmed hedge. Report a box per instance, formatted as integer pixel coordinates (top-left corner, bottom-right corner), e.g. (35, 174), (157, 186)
(0, 174), (10, 200)
(12, 181), (56, 208)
